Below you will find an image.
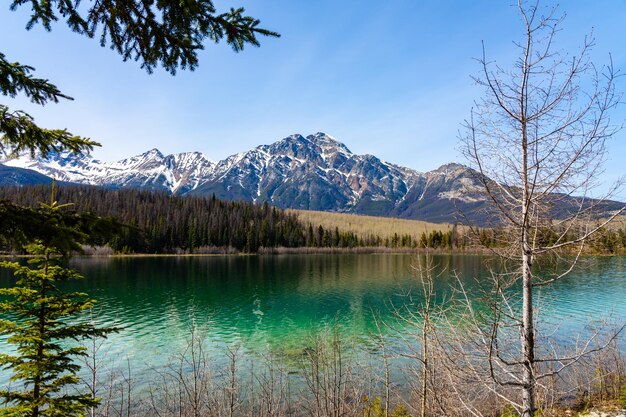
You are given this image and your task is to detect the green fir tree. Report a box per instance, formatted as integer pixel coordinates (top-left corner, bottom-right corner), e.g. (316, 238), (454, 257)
(0, 199), (116, 416)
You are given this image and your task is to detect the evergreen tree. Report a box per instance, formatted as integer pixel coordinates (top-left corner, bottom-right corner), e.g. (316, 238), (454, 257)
(0, 200), (116, 416)
(0, 52), (98, 159)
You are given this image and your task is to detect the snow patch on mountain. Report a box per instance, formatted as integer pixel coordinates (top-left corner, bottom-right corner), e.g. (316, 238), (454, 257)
(1, 148), (216, 194)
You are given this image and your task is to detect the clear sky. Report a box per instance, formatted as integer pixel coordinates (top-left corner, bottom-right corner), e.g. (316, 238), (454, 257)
(1, 1), (625, 198)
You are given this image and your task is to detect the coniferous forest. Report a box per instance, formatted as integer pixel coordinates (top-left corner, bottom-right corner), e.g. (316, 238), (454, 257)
(1, 185), (624, 254)
(0, 185), (378, 253)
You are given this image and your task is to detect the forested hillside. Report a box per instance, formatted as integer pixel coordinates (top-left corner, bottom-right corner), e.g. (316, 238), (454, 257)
(0, 185), (384, 253)
(1, 185), (303, 253)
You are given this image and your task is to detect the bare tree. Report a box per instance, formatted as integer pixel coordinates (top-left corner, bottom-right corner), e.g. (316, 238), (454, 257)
(460, 1), (625, 416)
(395, 253), (448, 417)
(299, 323), (363, 417)
(370, 314), (391, 417)
(80, 309), (112, 417)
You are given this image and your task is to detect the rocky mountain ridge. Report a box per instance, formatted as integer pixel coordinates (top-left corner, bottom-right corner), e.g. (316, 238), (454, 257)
(0, 133), (515, 224)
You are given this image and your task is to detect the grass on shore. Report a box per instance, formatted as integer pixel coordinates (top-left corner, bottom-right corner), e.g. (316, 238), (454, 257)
(288, 209), (460, 241)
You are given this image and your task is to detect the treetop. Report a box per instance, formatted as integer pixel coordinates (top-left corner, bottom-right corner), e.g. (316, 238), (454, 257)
(9, 0), (280, 75)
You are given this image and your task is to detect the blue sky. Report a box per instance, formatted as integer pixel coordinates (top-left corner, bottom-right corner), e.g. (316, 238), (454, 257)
(1, 1), (625, 197)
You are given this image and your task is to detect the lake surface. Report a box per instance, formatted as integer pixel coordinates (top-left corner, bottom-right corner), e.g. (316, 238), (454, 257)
(1, 254), (625, 387)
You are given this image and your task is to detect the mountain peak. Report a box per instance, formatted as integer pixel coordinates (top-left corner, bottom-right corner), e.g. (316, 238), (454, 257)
(434, 162), (467, 173)
(306, 132), (352, 154)
(285, 133), (309, 143)
(309, 131), (335, 140)
(142, 148), (164, 159)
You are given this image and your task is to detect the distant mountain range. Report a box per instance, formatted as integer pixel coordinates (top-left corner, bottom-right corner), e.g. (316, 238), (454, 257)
(1, 132), (621, 225)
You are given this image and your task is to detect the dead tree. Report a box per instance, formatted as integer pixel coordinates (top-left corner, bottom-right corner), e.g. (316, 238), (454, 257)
(459, 1), (624, 416)
(393, 253), (453, 417)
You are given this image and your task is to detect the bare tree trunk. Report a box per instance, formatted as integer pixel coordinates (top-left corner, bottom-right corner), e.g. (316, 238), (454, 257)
(521, 92), (535, 416)
(421, 318), (428, 417)
(521, 250), (534, 417)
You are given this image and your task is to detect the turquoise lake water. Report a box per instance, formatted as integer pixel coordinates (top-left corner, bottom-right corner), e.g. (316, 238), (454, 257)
(1, 254), (624, 387)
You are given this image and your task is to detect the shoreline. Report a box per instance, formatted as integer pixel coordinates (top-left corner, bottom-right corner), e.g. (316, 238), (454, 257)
(1, 246), (622, 258)
(0, 246), (481, 258)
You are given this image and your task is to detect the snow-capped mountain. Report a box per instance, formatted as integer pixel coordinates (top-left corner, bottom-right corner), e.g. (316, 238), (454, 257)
(1, 132), (495, 223)
(191, 133), (425, 212)
(3, 148), (215, 194)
